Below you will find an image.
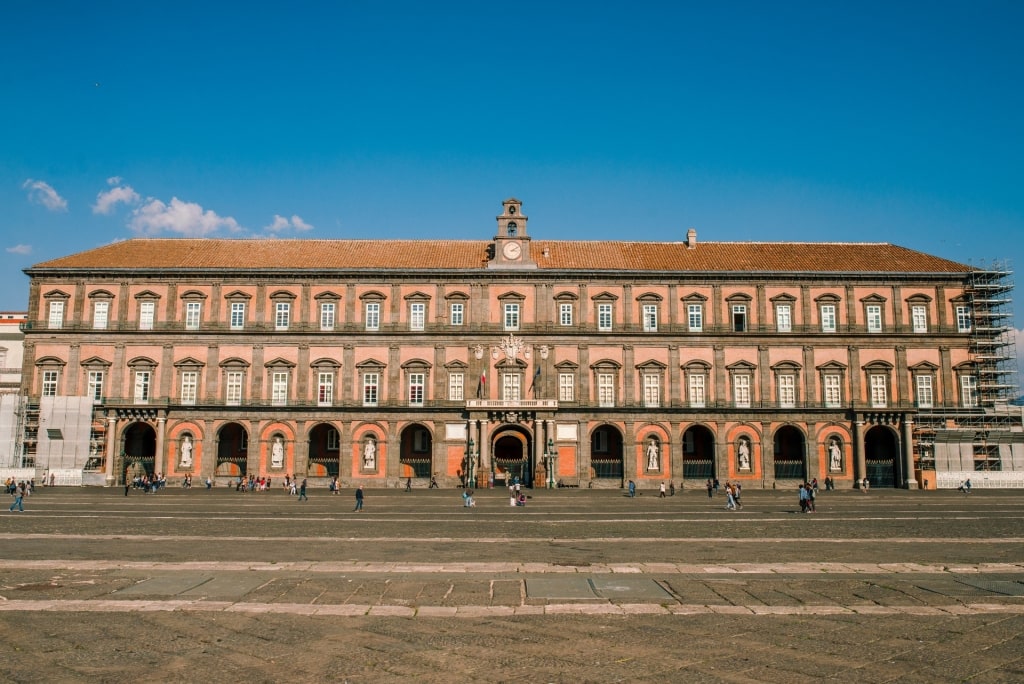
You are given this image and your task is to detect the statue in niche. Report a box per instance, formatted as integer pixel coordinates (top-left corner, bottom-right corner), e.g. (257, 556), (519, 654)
(179, 435), (193, 468)
(363, 437), (377, 470)
(646, 438), (659, 471)
(271, 436), (285, 468)
(738, 438), (751, 470)
(829, 438), (842, 472)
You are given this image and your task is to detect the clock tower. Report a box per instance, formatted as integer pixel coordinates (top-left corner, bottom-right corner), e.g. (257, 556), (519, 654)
(489, 198), (537, 269)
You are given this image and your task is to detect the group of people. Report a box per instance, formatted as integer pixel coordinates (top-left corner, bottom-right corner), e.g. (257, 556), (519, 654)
(128, 473), (167, 494)
(957, 479), (972, 493)
(724, 481), (742, 510)
(798, 481), (817, 512)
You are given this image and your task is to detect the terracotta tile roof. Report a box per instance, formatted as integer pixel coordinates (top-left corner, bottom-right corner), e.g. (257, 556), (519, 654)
(28, 238), (970, 274)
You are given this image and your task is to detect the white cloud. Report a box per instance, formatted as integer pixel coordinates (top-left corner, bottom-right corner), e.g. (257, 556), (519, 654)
(130, 197), (242, 237)
(264, 214), (314, 233)
(93, 184), (141, 215)
(5, 244), (32, 255)
(22, 179), (68, 212)
(106, 176), (122, 186)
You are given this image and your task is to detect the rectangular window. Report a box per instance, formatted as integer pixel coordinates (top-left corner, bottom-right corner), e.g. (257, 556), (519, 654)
(775, 304), (791, 333)
(560, 303), (573, 326)
(778, 375), (796, 408)
(643, 374), (660, 407)
(733, 375), (751, 408)
(185, 302), (201, 330)
(326, 429), (340, 450)
(320, 302), (336, 331)
(409, 372), (425, 406)
(916, 375), (934, 408)
(824, 375), (842, 408)
(558, 373), (575, 402)
(866, 304), (882, 333)
(502, 373), (521, 401)
(410, 302), (425, 331)
(139, 301), (155, 331)
(956, 305), (972, 333)
(687, 304), (703, 332)
(732, 304), (747, 332)
(48, 301), (64, 329)
(911, 305), (927, 333)
(134, 371), (151, 404)
(365, 302), (380, 331)
(226, 371), (244, 406)
(598, 373), (615, 407)
(598, 303), (612, 332)
(961, 375), (978, 408)
(363, 372), (379, 406)
(642, 304), (658, 332)
(820, 305), (836, 333)
(448, 372), (464, 401)
(688, 374), (706, 408)
(870, 374), (887, 408)
(317, 372), (334, 406)
(93, 301), (109, 330)
(450, 302), (464, 326)
(87, 370), (104, 403)
(271, 372), (288, 406)
(42, 370), (58, 397)
(503, 303), (520, 331)
(180, 371), (198, 405)
(230, 302), (245, 330)
(275, 302), (290, 331)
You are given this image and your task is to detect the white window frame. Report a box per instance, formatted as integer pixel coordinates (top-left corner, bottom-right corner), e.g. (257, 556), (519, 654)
(820, 304), (837, 333)
(450, 302), (464, 326)
(87, 370), (104, 404)
(365, 302), (380, 331)
(642, 374), (660, 407)
(733, 374), (751, 408)
(42, 370), (58, 397)
(409, 372), (425, 406)
(598, 373), (615, 407)
(502, 372), (521, 401)
(93, 301), (109, 330)
(503, 303), (520, 331)
(732, 304), (747, 332)
(448, 372), (464, 401)
(134, 370), (151, 404)
(180, 371), (198, 406)
(185, 301), (202, 331)
(319, 302), (336, 331)
(139, 301), (155, 331)
(559, 303), (573, 326)
(362, 372), (379, 406)
(226, 371), (244, 406)
(317, 372), (334, 406)
(778, 374), (796, 408)
(558, 373), (575, 401)
(48, 301), (64, 329)
(870, 374), (887, 408)
(916, 375), (933, 408)
(866, 304), (882, 333)
(271, 371), (288, 406)
(823, 374), (842, 408)
(911, 305), (927, 333)
(688, 373), (706, 408)
(410, 302), (426, 331)
(956, 305), (972, 333)
(642, 304), (658, 332)
(274, 302), (290, 331)
(228, 302), (245, 330)
(687, 304), (703, 332)
(960, 375), (978, 408)
(775, 304), (791, 333)
(598, 303), (612, 332)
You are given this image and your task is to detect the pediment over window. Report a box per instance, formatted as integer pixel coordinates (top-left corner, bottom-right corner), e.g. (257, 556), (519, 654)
(859, 293), (887, 303)
(134, 290), (161, 300)
(403, 291), (431, 302)
(815, 360), (848, 372)
(43, 289), (71, 300)
(682, 359), (711, 371)
(223, 290), (252, 301)
(358, 290), (387, 302)
(355, 358), (386, 370)
(590, 358), (622, 370)
(636, 359), (667, 371)
(310, 357), (341, 369)
(444, 359), (468, 370)
(725, 292), (753, 303)
(400, 358), (432, 370)
(265, 357), (296, 369)
(127, 356), (158, 369)
(770, 360), (802, 372)
(814, 293), (841, 303)
(862, 360), (894, 372)
(726, 360), (756, 372)
(268, 290), (297, 301)
(590, 291), (619, 302)
(681, 292), (708, 302)
(34, 355), (67, 367)
(444, 291), (469, 302)
(80, 356), (112, 368)
(769, 293), (797, 303)
(173, 357), (205, 368)
(219, 357), (251, 369)
(908, 361), (939, 372)
(496, 358), (527, 370)
(905, 293), (933, 303)
(554, 291), (579, 301)
(497, 290), (526, 301)
(314, 290), (342, 301)
(88, 289), (115, 299)
(180, 290), (207, 300)
(554, 360), (579, 371)
(636, 292), (663, 303)
(952, 361), (977, 371)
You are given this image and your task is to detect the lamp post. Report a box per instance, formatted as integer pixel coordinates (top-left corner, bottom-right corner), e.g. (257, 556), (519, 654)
(546, 438), (556, 489)
(466, 437), (476, 488)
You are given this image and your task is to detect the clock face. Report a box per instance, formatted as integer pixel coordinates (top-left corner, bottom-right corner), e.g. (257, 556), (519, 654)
(503, 242), (522, 259)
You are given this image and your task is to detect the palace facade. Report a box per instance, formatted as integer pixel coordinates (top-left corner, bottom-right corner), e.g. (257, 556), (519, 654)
(17, 199), (1024, 489)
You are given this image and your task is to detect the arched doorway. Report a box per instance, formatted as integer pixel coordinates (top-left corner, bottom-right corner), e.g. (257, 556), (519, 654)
(590, 425), (624, 483)
(773, 425), (806, 480)
(865, 425), (900, 487)
(216, 422), (248, 478)
(307, 423), (340, 478)
(493, 429), (529, 487)
(682, 425), (715, 480)
(400, 424), (432, 478)
(122, 422), (156, 480)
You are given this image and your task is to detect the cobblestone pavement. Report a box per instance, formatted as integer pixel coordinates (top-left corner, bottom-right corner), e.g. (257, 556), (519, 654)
(0, 486), (1021, 682)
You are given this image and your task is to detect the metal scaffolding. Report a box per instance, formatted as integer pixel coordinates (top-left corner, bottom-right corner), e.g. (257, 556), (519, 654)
(966, 260), (1018, 407)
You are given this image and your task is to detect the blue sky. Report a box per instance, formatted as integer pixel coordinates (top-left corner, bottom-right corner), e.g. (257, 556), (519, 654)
(3, 0), (1022, 351)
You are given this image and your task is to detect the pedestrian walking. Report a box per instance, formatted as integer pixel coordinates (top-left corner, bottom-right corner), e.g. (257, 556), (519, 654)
(659, 482), (667, 498)
(353, 485), (364, 511)
(405, 477), (412, 492)
(724, 481), (737, 511)
(669, 482), (676, 496)
(9, 482), (25, 512)
(706, 479), (713, 498)
(628, 480), (636, 498)
(298, 478), (308, 501)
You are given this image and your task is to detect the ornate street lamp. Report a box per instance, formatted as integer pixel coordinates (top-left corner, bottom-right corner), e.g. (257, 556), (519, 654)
(546, 437), (556, 489)
(466, 437), (476, 488)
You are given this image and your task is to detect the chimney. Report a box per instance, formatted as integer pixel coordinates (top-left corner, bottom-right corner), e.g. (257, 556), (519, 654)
(686, 228), (697, 249)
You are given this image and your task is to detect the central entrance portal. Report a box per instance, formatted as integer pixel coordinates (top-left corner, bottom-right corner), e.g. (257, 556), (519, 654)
(493, 429), (532, 487)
